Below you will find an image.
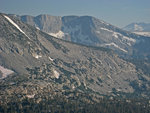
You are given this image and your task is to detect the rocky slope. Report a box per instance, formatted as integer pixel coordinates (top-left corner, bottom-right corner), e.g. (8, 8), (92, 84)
(9, 14), (150, 58)
(0, 13), (150, 105)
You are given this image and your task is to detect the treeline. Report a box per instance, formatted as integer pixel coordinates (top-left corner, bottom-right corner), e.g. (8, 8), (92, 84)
(0, 96), (150, 113)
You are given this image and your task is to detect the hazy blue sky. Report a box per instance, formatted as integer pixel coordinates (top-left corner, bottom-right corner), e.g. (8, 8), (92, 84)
(1, 0), (150, 27)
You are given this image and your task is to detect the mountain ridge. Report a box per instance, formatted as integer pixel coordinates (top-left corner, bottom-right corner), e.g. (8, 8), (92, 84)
(123, 22), (150, 32)
(8, 14), (150, 58)
(123, 22), (150, 37)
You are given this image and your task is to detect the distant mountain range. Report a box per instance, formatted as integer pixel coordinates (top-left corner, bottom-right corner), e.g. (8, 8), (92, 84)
(123, 22), (150, 37)
(123, 22), (150, 32)
(9, 14), (150, 58)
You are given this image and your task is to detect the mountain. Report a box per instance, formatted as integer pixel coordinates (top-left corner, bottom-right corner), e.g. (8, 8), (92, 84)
(1, 13), (150, 112)
(9, 14), (150, 58)
(123, 22), (150, 37)
(123, 22), (150, 32)
(1, 12), (150, 105)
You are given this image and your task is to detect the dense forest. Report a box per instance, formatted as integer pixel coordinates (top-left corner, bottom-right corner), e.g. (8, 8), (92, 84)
(0, 95), (150, 113)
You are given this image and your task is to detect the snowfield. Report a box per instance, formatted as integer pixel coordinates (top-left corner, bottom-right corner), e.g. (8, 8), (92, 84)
(0, 65), (14, 79)
(3, 15), (31, 40)
(49, 31), (65, 38)
(102, 43), (128, 53)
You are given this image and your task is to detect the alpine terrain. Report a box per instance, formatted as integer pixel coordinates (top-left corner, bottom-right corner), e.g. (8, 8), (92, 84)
(10, 14), (150, 58)
(0, 13), (150, 112)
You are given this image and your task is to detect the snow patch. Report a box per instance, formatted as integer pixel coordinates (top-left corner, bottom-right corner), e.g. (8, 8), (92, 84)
(32, 54), (42, 59)
(123, 36), (136, 42)
(35, 55), (42, 59)
(100, 28), (112, 32)
(134, 32), (150, 37)
(112, 32), (136, 43)
(36, 27), (40, 30)
(112, 32), (119, 38)
(0, 65), (14, 79)
(72, 85), (75, 89)
(100, 27), (136, 43)
(107, 74), (113, 80)
(49, 31), (65, 38)
(3, 15), (31, 40)
(116, 89), (122, 92)
(53, 69), (60, 79)
(127, 42), (131, 46)
(48, 56), (54, 61)
(102, 43), (128, 53)
(26, 94), (35, 98)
